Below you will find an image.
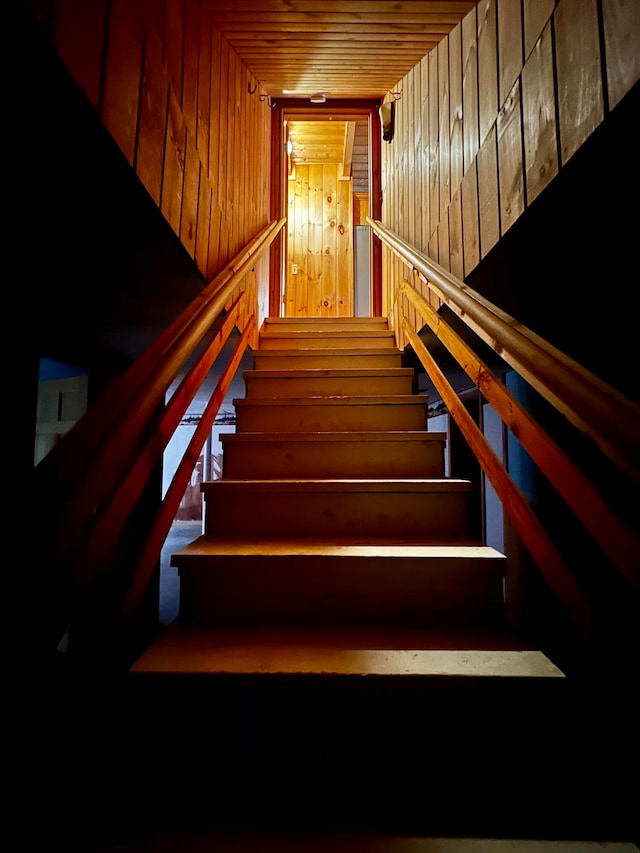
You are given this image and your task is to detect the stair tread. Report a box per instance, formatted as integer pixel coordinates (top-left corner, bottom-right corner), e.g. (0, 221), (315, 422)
(221, 431), (445, 443)
(233, 395), (427, 406)
(202, 478), (471, 492)
(171, 535), (505, 559)
(130, 622), (564, 678)
(244, 368), (414, 378)
(254, 347), (402, 358)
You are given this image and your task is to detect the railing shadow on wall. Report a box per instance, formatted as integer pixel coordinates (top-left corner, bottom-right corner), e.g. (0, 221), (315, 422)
(368, 217), (640, 646)
(37, 218), (285, 660)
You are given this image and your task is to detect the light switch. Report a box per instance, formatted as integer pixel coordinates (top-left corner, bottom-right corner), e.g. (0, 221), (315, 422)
(291, 263), (298, 274)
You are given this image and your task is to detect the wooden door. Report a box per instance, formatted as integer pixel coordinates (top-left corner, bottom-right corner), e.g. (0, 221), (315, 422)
(285, 163), (354, 317)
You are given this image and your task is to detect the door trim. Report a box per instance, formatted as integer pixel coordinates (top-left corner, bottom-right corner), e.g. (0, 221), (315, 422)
(269, 98), (382, 318)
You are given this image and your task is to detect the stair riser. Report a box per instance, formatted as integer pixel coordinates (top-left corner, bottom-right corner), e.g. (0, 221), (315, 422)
(221, 437), (445, 478)
(204, 491), (469, 538)
(258, 334), (396, 350)
(253, 352), (402, 369)
(178, 555), (505, 623)
(245, 375), (414, 398)
(234, 400), (428, 432)
(262, 318), (390, 332)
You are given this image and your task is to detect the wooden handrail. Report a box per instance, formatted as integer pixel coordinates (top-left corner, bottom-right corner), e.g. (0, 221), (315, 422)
(39, 218), (286, 566)
(402, 320), (595, 633)
(37, 218), (285, 492)
(41, 221), (285, 650)
(368, 217), (640, 485)
(122, 316), (256, 621)
(400, 282), (640, 593)
(369, 218), (640, 621)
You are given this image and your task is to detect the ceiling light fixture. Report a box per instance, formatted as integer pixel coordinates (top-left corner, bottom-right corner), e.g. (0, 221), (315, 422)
(310, 93), (326, 104)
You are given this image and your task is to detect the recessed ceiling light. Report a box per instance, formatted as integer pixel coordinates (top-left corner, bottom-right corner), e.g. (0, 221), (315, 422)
(310, 93), (326, 104)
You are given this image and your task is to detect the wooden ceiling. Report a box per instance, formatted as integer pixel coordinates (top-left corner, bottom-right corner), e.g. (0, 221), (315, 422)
(201, 1), (479, 100)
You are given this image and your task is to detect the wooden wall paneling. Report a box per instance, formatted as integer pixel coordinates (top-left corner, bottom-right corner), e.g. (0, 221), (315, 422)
(449, 187), (464, 279)
(295, 166), (310, 316)
(407, 73), (416, 250)
(428, 229), (441, 311)
(165, 0), (184, 107)
(477, 125), (500, 258)
(420, 55), (430, 253)
(102, 0), (144, 166)
(413, 68), (423, 333)
(208, 26), (222, 182)
(429, 50), (440, 240)
(195, 180), (211, 276)
(51, 0), (109, 108)
(161, 90), (187, 237)
(397, 82), (407, 243)
(136, 29), (167, 206)
(418, 52), (431, 316)
(140, 0), (165, 34)
(497, 77), (525, 235)
(322, 165), (338, 316)
(477, 0), (498, 146)
(238, 58), (248, 246)
(498, 0), (523, 107)
(337, 177), (354, 315)
(217, 36), (230, 211)
(269, 106), (284, 318)
(182, 0), (199, 135)
(308, 164), (324, 315)
(285, 171), (296, 316)
(523, 0), (556, 61)
(462, 6), (480, 174)
(181, 131), (199, 257)
(438, 39), (451, 220)
(449, 23), (464, 196)
(208, 197), (223, 281)
(380, 98), (393, 322)
(462, 158), (480, 275)
(521, 21), (559, 205)
(555, 0), (604, 166)
(439, 208), (451, 275)
(602, 0), (640, 110)
(226, 47), (238, 259)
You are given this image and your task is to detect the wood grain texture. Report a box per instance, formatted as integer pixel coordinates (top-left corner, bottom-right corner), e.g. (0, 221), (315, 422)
(462, 7), (479, 173)
(477, 125), (500, 258)
(449, 22), (464, 195)
(521, 21), (558, 206)
(137, 29), (167, 205)
(602, 0), (640, 111)
(555, 0), (604, 166)
(477, 0), (498, 146)
(523, 0), (555, 61)
(498, 0), (522, 106)
(51, 0), (108, 108)
(102, 0), (143, 165)
(496, 77), (524, 235)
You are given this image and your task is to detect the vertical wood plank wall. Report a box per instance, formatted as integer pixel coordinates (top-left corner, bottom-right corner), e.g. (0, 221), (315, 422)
(380, 0), (639, 348)
(286, 164), (354, 317)
(28, 0), (273, 342)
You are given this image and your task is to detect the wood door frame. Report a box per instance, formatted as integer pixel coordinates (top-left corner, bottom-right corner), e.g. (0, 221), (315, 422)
(269, 98), (382, 318)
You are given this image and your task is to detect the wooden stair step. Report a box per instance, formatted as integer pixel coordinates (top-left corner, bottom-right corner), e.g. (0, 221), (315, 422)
(258, 330), (396, 350)
(202, 478), (472, 539)
(220, 431), (446, 478)
(233, 395), (429, 432)
(243, 367), (415, 397)
(130, 622), (564, 679)
(174, 536), (506, 624)
(253, 348), (403, 369)
(262, 317), (390, 331)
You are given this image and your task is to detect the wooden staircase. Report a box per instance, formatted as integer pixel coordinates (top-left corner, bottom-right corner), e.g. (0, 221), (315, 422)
(128, 316), (566, 759)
